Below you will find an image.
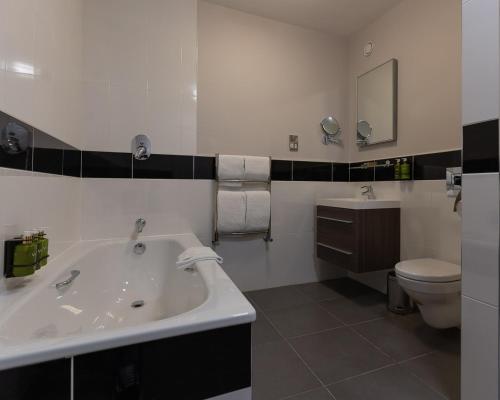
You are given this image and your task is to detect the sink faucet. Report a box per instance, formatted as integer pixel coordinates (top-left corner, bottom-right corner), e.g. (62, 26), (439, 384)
(361, 185), (376, 200)
(135, 218), (146, 234)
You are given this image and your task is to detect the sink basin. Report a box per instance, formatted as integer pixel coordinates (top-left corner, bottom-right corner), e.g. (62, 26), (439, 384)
(317, 198), (400, 209)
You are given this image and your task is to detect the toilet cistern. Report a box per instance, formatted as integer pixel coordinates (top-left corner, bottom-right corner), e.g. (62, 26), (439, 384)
(361, 185), (376, 200)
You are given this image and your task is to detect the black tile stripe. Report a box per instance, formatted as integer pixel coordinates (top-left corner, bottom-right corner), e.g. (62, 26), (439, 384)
(293, 161), (332, 181)
(463, 119), (499, 174)
(413, 150), (461, 180)
(82, 151), (132, 178)
(0, 111), (33, 171)
(133, 154), (193, 179)
(194, 156), (216, 180)
(349, 162), (375, 182)
(271, 160), (292, 181)
(332, 163), (349, 182)
(374, 156), (413, 181)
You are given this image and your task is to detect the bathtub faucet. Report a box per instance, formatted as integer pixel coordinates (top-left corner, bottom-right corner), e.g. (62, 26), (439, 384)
(135, 218), (146, 234)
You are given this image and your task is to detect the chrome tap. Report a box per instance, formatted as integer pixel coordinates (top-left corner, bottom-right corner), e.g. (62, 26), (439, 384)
(135, 218), (146, 234)
(361, 185), (376, 200)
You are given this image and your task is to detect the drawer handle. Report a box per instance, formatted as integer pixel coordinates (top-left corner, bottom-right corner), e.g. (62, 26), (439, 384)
(317, 216), (353, 224)
(317, 242), (353, 256)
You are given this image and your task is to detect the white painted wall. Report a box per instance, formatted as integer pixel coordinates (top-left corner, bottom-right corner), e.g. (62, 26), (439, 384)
(197, 1), (348, 161)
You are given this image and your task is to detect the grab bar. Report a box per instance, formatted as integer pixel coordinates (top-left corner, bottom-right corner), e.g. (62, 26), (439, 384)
(55, 270), (80, 289)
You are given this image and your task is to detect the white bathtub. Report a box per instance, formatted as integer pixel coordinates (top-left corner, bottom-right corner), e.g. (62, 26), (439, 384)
(0, 233), (255, 370)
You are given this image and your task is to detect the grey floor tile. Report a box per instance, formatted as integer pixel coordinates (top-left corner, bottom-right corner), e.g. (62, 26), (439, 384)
(246, 286), (312, 311)
(319, 292), (388, 325)
(266, 303), (343, 338)
(328, 365), (444, 400)
(293, 282), (344, 302)
(402, 351), (460, 400)
(284, 387), (334, 399)
(289, 327), (393, 384)
(252, 311), (283, 346)
(322, 278), (378, 299)
(252, 340), (321, 400)
(352, 314), (459, 362)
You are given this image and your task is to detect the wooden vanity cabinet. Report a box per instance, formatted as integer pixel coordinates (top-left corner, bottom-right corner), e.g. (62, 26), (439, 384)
(316, 206), (400, 273)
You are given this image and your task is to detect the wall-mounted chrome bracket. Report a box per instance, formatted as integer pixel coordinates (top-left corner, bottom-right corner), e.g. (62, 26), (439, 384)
(132, 135), (151, 161)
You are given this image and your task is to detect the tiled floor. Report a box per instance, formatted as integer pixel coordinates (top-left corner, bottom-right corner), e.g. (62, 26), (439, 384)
(246, 278), (460, 400)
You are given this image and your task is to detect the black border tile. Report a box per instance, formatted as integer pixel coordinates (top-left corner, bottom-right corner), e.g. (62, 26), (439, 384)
(74, 324), (251, 400)
(194, 156), (216, 180)
(293, 161), (332, 182)
(0, 111), (33, 171)
(33, 129), (68, 175)
(271, 160), (293, 181)
(133, 154), (193, 179)
(332, 163), (349, 182)
(349, 162), (374, 182)
(0, 358), (70, 400)
(63, 149), (82, 177)
(82, 151), (132, 178)
(375, 157), (413, 181)
(413, 150), (461, 180)
(463, 119), (499, 174)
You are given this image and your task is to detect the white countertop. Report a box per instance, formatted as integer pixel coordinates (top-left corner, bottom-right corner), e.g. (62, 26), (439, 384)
(317, 198), (400, 209)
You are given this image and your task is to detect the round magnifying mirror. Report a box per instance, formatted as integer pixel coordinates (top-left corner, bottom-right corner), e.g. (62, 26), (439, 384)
(357, 120), (372, 145)
(321, 117), (341, 137)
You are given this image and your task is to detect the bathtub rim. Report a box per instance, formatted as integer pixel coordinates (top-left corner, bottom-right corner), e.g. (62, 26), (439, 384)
(0, 233), (256, 371)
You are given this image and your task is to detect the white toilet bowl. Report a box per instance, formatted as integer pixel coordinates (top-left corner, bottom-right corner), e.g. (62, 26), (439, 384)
(395, 258), (461, 329)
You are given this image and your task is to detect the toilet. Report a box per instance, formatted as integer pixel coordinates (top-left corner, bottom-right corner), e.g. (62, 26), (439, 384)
(395, 258), (461, 329)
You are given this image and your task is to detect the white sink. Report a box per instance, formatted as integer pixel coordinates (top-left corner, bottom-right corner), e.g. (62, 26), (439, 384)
(317, 198), (400, 209)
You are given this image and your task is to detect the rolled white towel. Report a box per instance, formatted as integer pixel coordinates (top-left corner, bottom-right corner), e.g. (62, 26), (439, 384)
(245, 191), (271, 232)
(176, 246), (223, 269)
(244, 156), (270, 181)
(218, 155), (245, 180)
(217, 190), (246, 233)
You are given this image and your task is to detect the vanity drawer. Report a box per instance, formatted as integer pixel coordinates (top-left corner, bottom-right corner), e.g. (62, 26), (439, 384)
(317, 217), (356, 251)
(317, 206), (355, 223)
(316, 242), (358, 272)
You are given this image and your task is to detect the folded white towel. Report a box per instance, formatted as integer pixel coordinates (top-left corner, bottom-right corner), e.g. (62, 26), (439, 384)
(217, 190), (246, 233)
(176, 246), (223, 269)
(244, 156), (270, 181)
(245, 191), (271, 232)
(218, 155), (245, 180)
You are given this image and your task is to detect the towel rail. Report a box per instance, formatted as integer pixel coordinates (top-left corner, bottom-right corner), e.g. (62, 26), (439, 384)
(213, 154), (273, 245)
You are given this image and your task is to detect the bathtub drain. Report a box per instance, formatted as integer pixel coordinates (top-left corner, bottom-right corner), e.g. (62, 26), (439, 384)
(131, 300), (145, 308)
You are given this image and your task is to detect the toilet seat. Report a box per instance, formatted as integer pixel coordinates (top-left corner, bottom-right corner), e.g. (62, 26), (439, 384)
(395, 258), (461, 283)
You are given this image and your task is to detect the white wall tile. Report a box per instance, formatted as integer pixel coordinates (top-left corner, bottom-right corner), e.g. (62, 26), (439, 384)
(462, 0), (500, 124)
(0, 169), (81, 279)
(462, 173), (499, 306)
(461, 296), (499, 400)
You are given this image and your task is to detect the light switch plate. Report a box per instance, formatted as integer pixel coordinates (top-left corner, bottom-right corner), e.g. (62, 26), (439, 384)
(289, 135), (298, 152)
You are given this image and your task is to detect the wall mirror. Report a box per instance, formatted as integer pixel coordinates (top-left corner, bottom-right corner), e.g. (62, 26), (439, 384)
(356, 59), (398, 147)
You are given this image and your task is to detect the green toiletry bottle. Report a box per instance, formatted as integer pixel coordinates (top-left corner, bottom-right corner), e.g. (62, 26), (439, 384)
(37, 228), (49, 268)
(401, 158), (411, 180)
(394, 159), (401, 180)
(12, 231), (37, 277)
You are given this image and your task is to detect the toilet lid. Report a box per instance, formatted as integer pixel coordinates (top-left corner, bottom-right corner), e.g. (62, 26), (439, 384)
(395, 258), (461, 283)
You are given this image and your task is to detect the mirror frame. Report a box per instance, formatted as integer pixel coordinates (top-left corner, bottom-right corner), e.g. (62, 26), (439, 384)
(356, 58), (398, 147)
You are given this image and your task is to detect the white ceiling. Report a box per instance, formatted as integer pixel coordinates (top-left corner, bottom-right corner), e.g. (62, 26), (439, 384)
(202, 0), (403, 37)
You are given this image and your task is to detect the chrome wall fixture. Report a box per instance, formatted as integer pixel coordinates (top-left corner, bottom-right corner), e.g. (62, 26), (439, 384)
(321, 116), (341, 145)
(132, 135), (151, 160)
